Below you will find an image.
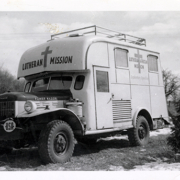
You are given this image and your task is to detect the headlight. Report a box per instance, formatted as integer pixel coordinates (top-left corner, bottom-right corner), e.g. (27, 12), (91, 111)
(24, 100), (37, 113)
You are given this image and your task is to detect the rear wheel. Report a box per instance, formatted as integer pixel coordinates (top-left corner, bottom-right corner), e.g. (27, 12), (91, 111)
(38, 120), (74, 164)
(128, 116), (150, 146)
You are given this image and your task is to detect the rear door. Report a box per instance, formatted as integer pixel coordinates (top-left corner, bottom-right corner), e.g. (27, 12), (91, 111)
(93, 66), (113, 129)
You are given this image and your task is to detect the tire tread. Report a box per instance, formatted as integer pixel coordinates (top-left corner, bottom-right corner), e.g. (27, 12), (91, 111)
(38, 120), (74, 164)
(128, 116), (150, 146)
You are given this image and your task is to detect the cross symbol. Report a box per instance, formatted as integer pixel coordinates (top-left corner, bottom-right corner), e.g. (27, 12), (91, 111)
(134, 49), (142, 73)
(41, 46), (52, 68)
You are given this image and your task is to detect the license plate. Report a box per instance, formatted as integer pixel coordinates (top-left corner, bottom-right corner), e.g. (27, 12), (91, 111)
(3, 120), (16, 132)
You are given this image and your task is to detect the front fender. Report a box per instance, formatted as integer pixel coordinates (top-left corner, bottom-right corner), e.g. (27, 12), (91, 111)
(17, 108), (85, 135)
(17, 108), (71, 118)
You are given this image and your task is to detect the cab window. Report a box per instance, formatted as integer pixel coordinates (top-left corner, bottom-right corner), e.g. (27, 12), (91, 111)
(24, 82), (31, 92)
(74, 75), (85, 90)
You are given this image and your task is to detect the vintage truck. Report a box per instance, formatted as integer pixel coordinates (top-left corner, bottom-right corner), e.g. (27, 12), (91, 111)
(0, 25), (168, 164)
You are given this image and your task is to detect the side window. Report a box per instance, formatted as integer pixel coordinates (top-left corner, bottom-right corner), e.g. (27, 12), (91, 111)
(24, 82), (31, 92)
(96, 71), (109, 92)
(115, 48), (128, 68)
(74, 75), (85, 90)
(148, 55), (158, 72)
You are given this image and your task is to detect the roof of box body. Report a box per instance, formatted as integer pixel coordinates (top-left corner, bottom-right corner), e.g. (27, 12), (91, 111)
(17, 26), (159, 79)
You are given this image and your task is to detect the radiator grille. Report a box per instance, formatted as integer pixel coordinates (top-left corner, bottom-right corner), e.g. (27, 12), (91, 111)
(112, 100), (131, 121)
(0, 101), (15, 120)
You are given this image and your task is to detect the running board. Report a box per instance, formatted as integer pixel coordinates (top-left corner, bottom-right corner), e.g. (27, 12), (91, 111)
(85, 125), (133, 135)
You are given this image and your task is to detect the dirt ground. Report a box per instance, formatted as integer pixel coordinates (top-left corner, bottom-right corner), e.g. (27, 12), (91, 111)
(0, 127), (177, 171)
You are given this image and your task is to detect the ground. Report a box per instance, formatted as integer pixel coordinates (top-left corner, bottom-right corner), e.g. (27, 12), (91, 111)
(0, 126), (179, 171)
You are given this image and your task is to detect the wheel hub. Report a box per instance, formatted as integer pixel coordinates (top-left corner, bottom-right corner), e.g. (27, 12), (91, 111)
(138, 125), (146, 140)
(54, 134), (67, 154)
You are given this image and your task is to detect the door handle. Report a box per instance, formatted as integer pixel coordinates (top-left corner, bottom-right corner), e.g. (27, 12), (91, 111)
(107, 93), (114, 104)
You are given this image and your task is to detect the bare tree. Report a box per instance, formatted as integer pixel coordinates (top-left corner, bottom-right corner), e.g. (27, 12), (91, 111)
(0, 66), (25, 94)
(163, 69), (180, 101)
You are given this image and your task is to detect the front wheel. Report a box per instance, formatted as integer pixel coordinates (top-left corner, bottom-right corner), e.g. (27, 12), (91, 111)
(128, 116), (150, 146)
(38, 120), (74, 164)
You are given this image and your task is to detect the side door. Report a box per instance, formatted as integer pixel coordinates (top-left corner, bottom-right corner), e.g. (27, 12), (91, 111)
(93, 66), (113, 129)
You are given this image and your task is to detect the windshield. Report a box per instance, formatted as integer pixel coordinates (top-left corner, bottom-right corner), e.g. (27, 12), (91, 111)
(30, 76), (73, 92)
(49, 76), (72, 90)
(31, 77), (50, 92)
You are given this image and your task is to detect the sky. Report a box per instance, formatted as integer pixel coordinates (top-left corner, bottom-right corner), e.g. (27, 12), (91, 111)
(1, 11), (180, 78)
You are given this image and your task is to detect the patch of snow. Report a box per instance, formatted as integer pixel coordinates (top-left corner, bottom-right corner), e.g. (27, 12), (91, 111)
(132, 161), (180, 171)
(109, 165), (125, 171)
(0, 167), (6, 171)
(150, 127), (171, 137)
(100, 136), (128, 141)
(140, 149), (146, 152)
(108, 161), (180, 171)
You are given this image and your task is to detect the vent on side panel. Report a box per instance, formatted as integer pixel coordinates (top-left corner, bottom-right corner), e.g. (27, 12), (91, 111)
(112, 100), (131, 121)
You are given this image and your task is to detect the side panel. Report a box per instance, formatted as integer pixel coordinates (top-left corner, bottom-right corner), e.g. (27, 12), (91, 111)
(108, 43), (132, 128)
(87, 42), (109, 67)
(107, 43), (116, 83)
(86, 42), (110, 131)
(131, 85), (151, 117)
(128, 46), (152, 116)
(86, 41), (168, 132)
(111, 84), (131, 100)
(149, 73), (159, 86)
(71, 72), (97, 131)
(150, 86), (169, 119)
(116, 69), (130, 84)
(129, 48), (149, 85)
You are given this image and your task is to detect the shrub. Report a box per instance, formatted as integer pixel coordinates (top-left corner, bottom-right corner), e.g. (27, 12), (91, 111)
(0, 66), (25, 94)
(167, 115), (180, 153)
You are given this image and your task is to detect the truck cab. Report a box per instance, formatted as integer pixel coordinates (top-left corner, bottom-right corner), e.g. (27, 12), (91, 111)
(0, 26), (169, 164)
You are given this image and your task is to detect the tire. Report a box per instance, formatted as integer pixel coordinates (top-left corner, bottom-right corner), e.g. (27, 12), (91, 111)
(38, 120), (74, 164)
(128, 116), (150, 146)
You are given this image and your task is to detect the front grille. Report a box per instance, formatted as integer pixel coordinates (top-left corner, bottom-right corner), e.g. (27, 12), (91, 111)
(0, 101), (15, 120)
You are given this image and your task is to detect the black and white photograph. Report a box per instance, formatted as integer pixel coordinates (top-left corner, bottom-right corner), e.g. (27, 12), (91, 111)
(1, 0), (180, 179)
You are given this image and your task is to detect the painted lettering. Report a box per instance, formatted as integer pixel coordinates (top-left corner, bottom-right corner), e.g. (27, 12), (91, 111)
(50, 56), (73, 64)
(134, 64), (144, 69)
(129, 57), (147, 64)
(22, 59), (43, 70)
(34, 97), (58, 101)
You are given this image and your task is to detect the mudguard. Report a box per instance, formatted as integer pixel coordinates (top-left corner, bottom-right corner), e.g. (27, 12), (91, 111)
(132, 107), (153, 130)
(17, 108), (85, 135)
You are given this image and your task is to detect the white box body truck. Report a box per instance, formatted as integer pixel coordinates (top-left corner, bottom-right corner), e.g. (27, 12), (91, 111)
(0, 26), (168, 163)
